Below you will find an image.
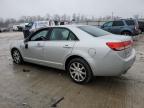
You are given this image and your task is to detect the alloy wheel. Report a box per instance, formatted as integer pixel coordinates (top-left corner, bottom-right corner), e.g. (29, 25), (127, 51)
(12, 50), (21, 64)
(69, 62), (87, 82)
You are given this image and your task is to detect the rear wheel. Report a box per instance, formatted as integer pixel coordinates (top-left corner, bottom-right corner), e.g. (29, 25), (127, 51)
(11, 49), (23, 64)
(67, 58), (93, 84)
(122, 31), (132, 36)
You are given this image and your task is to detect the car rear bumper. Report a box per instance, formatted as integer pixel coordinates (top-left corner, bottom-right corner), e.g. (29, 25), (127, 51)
(91, 49), (136, 76)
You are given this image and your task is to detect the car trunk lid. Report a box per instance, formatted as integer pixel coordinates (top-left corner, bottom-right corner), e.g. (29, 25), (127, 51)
(101, 34), (133, 58)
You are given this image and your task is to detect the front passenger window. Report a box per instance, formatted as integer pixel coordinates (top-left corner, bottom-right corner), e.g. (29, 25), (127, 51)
(104, 22), (112, 27)
(31, 30), (49, 41)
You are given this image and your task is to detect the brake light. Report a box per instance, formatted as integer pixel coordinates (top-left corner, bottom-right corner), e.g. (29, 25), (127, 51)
(135, 25), (139, 30)
(135, 26), (137, 30)
(106, 40), (133, 51)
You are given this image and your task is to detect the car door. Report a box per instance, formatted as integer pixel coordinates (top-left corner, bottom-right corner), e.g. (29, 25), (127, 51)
(102, 21), (113, 32)
(21, 29), (49, 64)
(43, 27), (77, 69)
(111, 21), (125, 34)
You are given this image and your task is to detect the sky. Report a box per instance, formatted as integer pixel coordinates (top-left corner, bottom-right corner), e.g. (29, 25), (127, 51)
(0, 0), (144, 19)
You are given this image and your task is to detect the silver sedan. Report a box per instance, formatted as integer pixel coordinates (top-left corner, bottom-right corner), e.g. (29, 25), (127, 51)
(10, 25), (136, 84)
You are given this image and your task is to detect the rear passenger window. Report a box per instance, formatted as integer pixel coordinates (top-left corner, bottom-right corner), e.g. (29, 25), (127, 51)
(50, 28), (69, 40)
(68, 32), (77, 40)
(49, 28), (78, 41)
(61, 30), (69, 40)
(112, 21), (124, 26)
(125, 20), (135, 25)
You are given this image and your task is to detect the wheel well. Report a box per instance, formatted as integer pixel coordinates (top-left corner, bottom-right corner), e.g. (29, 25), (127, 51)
(11, 48), (21, 56)
(65, 55), (87, 70)
(11, 48), (18, 53)
(121, 30), (131, 34)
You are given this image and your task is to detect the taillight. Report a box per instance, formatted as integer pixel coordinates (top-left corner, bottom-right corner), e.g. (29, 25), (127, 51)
(106, 40), (133, 51)
(135, 26), (137, 30)
(135, 25), (139, 30)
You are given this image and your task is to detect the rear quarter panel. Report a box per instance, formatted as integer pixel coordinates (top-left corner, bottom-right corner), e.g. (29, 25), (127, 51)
(68, 38), (111, 74)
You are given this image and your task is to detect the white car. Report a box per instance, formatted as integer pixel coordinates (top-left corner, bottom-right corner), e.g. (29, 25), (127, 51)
(12, 25), (19, 31)
(26, 21), (55, 32)
(10, 25), (136, 84)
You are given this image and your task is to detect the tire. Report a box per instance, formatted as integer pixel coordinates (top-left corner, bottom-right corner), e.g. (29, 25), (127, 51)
(67, 58), (93, 84)
(122, 31), (131, 36)
(11, 49), (23, 64)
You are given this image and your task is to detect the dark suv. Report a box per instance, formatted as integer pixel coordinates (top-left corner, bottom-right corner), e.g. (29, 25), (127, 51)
(138, 21), (144, 32)
(101, 19), (139, 36)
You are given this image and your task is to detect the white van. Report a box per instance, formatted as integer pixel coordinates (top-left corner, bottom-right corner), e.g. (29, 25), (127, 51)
(26, 21), (55, 32)
(23, 20), (55, 38)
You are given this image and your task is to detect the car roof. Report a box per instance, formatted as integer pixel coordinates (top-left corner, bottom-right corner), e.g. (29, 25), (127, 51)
(37, 24), (89, 29)
(109, 19), (137, 21)
(28, 24), (97, 41)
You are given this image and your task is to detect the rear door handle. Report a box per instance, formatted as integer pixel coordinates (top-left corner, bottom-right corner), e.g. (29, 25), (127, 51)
(63, 45), (72, 48)
(120, 27), (124, 28)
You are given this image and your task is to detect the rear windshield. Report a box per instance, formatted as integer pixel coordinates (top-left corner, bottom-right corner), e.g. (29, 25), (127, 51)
(78, 26), (111, 37)
(125, 20), (135, 25)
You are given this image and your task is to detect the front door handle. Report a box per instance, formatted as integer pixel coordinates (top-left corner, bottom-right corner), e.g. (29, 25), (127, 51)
(63, 45), (72, 48)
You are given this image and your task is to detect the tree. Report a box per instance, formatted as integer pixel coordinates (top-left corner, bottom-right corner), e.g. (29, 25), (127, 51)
(0, 18), (4, 27)
(61, 14), (67, 21)
(72, 13), (76, 21)
(133, 14), (140, 19)
(45, 13), (51, 20)
(53, 14), (60, 21)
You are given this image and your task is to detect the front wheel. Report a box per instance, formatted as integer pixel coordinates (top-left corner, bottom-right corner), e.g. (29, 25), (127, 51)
(67, 58), (93, 84)
(11, 49), (23, 64)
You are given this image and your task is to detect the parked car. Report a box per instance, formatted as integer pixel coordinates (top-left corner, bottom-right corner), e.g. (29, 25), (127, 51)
(25, 21), (54, 32)
(13, 23), (29, 32)
(10, 25), (136, 84)
(138, 21), (144, 32)
(0, 27), (9, 32)
(19, 23), (29, 31)
(101, 19), (139, 36)
(23, 21), (54, 38)
(12, 25), (19, 31)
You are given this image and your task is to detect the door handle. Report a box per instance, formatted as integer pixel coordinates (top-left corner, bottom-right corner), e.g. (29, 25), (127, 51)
(63, 45), (72, 48)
